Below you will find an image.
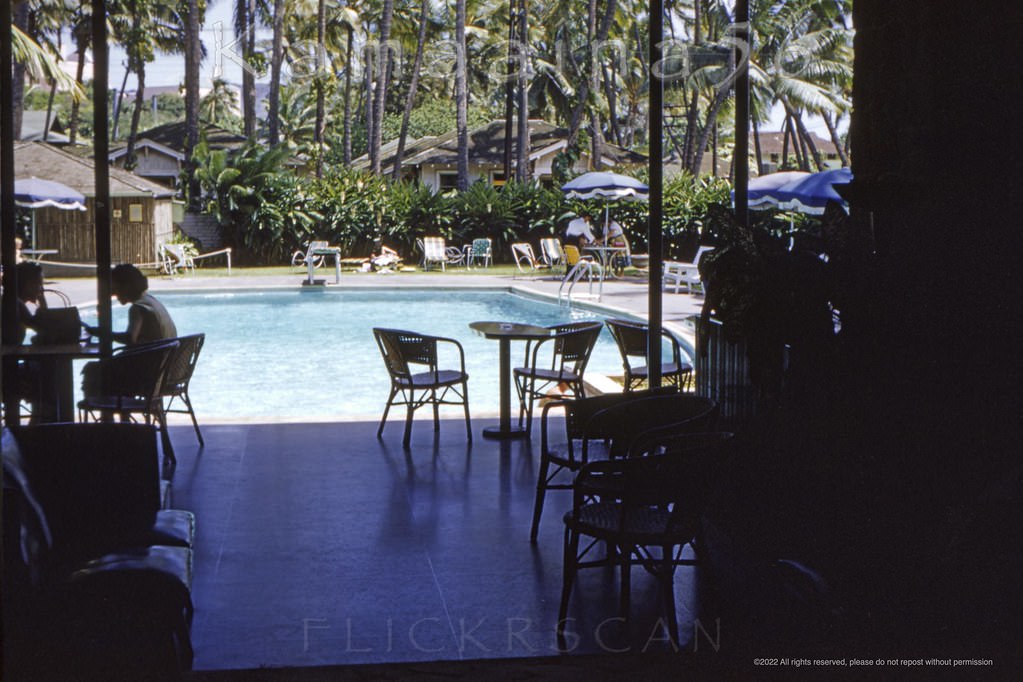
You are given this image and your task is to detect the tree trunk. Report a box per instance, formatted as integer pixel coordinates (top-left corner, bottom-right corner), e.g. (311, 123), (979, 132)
(822, 110), (849, 166)
(752, 115), (763, 174)
(267, 0), (285, 145)
(502, 0), (517, 181)
(787, 104), (822, 170)
(126, 60), (146, 170)
(455, 0), (469, 190)
(68, 20), (89, 145)
(43, 78), (58, 142)
(314, 0), (327, 178)
(111, 63), (131, 141)
(393, 0), (430, 181)
(239, 0), (257, 139)
(566, 0), (618, 153)
(689, 82), (730, 176)
(369, 0), (395, 174)
(515, 0), (529, 181)
(184, 0), (201, 207)
(343, 24), (354, 165)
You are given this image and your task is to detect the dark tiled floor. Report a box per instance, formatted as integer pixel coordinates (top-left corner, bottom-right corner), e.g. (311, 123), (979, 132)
(170, 418), (710, 671)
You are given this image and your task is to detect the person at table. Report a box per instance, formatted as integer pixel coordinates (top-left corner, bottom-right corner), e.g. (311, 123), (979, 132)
(81, 264), (178, 401)
(603, 218), (631, 273)
(565, 211), (598, 248)
(84, 264), (177, 345)
(3, 261), (54, 420)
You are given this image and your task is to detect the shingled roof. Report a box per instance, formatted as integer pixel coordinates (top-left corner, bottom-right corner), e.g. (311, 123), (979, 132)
(354, 119), (647, 172)
(14, 141), (175, 198)
(109, 121), (247, 161)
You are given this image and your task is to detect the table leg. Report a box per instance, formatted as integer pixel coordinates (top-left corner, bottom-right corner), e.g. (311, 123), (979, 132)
(306, 259), (315, 284)
(483, 338), (528, 439)
(333, 255), (341, 283)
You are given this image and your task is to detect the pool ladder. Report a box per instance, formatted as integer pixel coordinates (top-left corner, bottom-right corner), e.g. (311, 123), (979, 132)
(558, 260), (603, 304)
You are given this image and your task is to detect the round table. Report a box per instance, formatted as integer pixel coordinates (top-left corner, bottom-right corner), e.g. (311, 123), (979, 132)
(469, 321), (554, 439)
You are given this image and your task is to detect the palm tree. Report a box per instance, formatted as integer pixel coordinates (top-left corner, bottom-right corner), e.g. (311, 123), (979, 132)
(267, 0), (286, 145)
(234, 0), (259, 139)
(455, 0), (469, 190)
(368, 0), (396, 174)
(391, 0), (431, 181)
(201, 78), (241, 128)
(184, 0), (202, 207)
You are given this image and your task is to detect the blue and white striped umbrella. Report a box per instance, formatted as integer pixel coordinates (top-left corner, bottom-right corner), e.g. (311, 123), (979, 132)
(561, 171), (649, 201)
(14, 177), (86, 211)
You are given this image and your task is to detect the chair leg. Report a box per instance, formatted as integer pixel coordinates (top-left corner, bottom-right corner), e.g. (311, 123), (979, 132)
(557, 524), (581, 646)
(182, 394), (203, 446)
(619, 544), (632, 621)
(155, 408), (176, 479)
(432, 389), (440, 432)
(402, 400), (415, 448)
(654, 545), (681, 647)
(529, 456), (552, 543)
(378, 388), (397, 439)
(461, 381), (472, 442)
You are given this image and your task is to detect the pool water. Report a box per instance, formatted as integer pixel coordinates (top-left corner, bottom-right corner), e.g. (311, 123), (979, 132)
(85, 290), (681, 422)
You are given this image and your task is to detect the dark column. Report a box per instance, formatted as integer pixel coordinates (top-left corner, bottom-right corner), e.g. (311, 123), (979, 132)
(645, 0), (663, 386)
(92, 0), (112, 357)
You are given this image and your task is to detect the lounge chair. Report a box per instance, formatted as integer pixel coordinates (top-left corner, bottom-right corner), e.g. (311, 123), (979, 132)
(540, 238), (567, 274)
(419, 236), (451, 271)
(159, 243), (195, 276)
(466, 238), (493, 268)
(291, 240), (330, 269)
(663, 246), (714, 294)
(511, 243), (549, 276)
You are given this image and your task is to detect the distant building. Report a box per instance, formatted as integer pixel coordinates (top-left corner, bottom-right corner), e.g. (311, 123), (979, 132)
(109, 121), (247, 188)
(354, 120), (647, 192)
(755, 130), (845, 172)
(15, 142), (176, 266)
(18, 111), (70, 144)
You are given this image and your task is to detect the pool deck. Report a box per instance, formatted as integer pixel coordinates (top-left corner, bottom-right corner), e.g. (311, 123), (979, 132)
(40, 270), (718, 675)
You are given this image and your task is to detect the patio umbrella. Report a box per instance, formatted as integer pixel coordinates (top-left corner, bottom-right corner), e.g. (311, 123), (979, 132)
(741, 170), (811, 211)
(14, 177), (87, 211)
(773, 167), (853, 215)
(14, 177), (86, 250)
(561, 171), (649, 236)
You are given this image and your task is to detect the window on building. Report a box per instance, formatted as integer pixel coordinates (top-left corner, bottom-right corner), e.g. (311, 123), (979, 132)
(437, 172), (458, 191)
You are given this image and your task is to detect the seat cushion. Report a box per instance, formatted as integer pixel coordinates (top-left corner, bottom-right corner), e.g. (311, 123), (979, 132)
(514, 368), (581, 383)
(397, 370), (467, 388)
(565, 501), (697, 545)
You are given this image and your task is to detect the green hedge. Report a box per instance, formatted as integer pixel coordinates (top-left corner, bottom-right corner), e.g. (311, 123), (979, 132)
(200, 153), (733, 265)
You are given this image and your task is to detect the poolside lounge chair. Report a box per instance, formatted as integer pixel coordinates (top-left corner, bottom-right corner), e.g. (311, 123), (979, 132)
(419, 237), (451, 271)
(466, 238), (493, 268)
(373, 328), (472, 448)
(540, 238), (567, 274)
(511, 243), (549, 276)
(291, 240), (330, 269)
(663, 246), (714, 294)
(159, 243), (195, 276)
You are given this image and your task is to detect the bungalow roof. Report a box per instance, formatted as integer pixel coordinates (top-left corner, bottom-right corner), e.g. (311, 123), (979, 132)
(14, 141), (176, 198)
(353, 120), (646, 172)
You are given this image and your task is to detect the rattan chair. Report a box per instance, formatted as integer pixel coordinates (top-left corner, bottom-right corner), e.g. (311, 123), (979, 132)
(77, 340), (180, 476)
(558, 431), (733, 647)
(605, 318), (694, 392)
(513, 321), (603, 433)
(159, 334), (205, 446)
(531, 391), (717, 542)
(373, 328), (472, 447)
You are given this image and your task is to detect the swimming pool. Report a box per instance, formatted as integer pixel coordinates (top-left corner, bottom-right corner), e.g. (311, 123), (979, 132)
(85, 289), (685, 422)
